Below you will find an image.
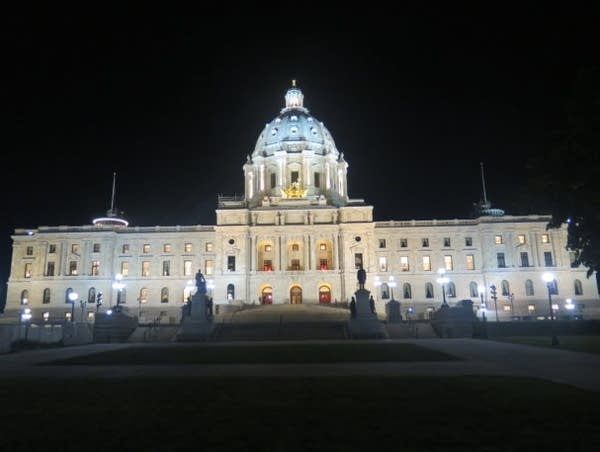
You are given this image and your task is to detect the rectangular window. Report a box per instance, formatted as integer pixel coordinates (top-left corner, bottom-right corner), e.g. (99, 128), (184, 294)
(466, 255), (475, 270)
(379, 239), (386, 248)
(184, 260), (192, 276)
(291, 171), (299, 183)
(65, 312), (72, 321)
(185, 243), (193, 253)
(26, 246), (34, 256)
(163, 244), (172, 253)
(265, 244), (272, 252)
(518, 234), (526, 245)
(503, 305), (512, 312)
(443, 237), (451, 247)
(422, 238), (429, 247)
(162, 260), (170, 276)
(444, 255), (453, 271)
(122, 244), (130, 254)
(494, 235), (503, 245)
(292, 259), (301, 271)
(541, 234), (550, 244)
(354, 253), (363, 269)
(422, 256), (431, 271)
(205, 242), (213, 252)
(378, 257), (388, 272)
(227, 256), (236, 272)
(24, 263), (32, 278)
(520, 252), (530, 267)
(465, 237), (473, 247)
(205, 259), (213, 276)
(263, 260), (273, 271)
(294, 244), (301, 251)
(142, 261), (150, 277)
(71, 244), (80, 254)
(46, 262), (55, 276)
(314, 172), (320, 188)
(93, 243), (101, 253)
(319, 259), (328, 270)
(48, 244), (56, 254)
(143, 244), (151, 254)
(121, 262), (129, 276)
(528, 304), (535, 312)
(43, 290), (51, 304)
(270, 173), (276, 188)
(400, 238), (408, 248)
(497, 253), (506, 268)
(544, 251), (553, 267)
(400, 256), (409, 272)
(91, 260), (100, 276)
(69, 261), (77, 275)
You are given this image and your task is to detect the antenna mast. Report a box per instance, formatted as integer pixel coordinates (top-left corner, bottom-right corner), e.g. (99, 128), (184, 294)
(480, 162), (488, 205)
(110, 172), (117, 213)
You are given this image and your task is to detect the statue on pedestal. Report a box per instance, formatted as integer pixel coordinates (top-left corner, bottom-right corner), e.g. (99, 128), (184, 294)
(195, 270), (207, 294)
(357, 265), (366, 289)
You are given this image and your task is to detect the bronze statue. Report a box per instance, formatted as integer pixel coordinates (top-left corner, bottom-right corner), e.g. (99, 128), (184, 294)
(357, 265), (366, 289)
(195, 270), (207, 294)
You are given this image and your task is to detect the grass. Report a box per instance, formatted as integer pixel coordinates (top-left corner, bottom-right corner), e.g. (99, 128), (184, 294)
(44, 343), (458, 365)
(1, 376), (599, 451)
(493, 335), (600, 354)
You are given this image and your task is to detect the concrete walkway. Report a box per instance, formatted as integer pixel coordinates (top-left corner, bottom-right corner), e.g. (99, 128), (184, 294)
(2, 339), (600, 392)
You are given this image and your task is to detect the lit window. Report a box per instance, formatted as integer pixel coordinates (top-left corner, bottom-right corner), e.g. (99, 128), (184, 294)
(43, 311), (50, 321)
(503, 305), (512, 312)
(69, 261), (77, 276)
(379, 257), (388, 272)
(494, 235), (503, 245)
(443, 237), (451, 247)
(65, 312), (72, 321)
(444, 255), (453, 271)
(122, 244), (130, 254)
(26, 246), (34, 256)
(400, 256), (409, 272)
(422, 238), (429, 247)
(265, 244), (272, 252)
(21, 289), (29, 304)
(465, 237), (473, 247)
(161, 287), (169, 303)
(162, 261), (170, 276)
(93, 243), (101, 253)
(121, 262), (129, 276)
(185, 243), (193, 253)
(184, 260), (192, 276)
(400, 239), (408, 248)
(143, 244), (151, 254)
(142, 261), (150, 277)
(263, 260), (273, 271)
(205, 243), (213, 252)
(319, 259), (328, 270)
(87, 312), (95, 320)
(205, 260), (213, 275)
(379, 239), (386, 248)
(466, 255), (475, 270)
(422, 256), (431, 271)
(227, 256), (236, 272)
(528, 304), (535, 312)
(91, 261), (100, 276)
(518, 235), (526, 245)
(541, 234), (550, 244)
(319, 243), (326, 251)
(71, 244), (80, 254)
(164, 244), (172, 253)
(48, 244), (56, 254)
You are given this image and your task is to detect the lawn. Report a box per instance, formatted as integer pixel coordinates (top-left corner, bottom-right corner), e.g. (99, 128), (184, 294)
(44, 343), (458, 365)
(1, 376), (599, 451)
(493, 335), (600, 354)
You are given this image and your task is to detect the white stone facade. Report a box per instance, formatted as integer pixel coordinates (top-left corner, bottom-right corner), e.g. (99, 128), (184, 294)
(4, 84), (599, 323)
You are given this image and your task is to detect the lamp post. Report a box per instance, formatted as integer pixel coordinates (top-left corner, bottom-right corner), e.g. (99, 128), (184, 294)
(68, 291), (78, 323)
(112, 273), (125, 311)
(478, 285), (487, 321)
(542, 272), (560, 346)
(436, 268), (450, 307)
(489, 285), (499, 322)
(388, 276), (397, 301)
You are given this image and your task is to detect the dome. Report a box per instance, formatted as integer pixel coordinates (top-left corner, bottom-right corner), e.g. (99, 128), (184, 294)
(252, 83), (339, 158)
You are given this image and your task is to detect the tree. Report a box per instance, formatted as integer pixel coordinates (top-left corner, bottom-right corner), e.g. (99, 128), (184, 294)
(529, 66), (600, 278)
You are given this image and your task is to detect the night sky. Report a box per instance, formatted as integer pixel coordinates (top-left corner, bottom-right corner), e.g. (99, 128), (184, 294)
(2, 11), (597, 306)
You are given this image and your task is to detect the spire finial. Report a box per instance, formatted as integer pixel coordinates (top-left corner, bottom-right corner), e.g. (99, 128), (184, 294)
(284, 80), (304, 110)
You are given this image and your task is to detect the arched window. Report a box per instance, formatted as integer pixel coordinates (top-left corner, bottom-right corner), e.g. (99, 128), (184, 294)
(574, 279), (583, 296)
(43, 288), (51, 304)
(65, 287), (73, 303)
(227, 284), (235, 300)
(403, 283), (412, 299)
(88, 287), (96, 304)
(549, 280), (559, 295)
(261, 286), (273, 304)
(469, 282), (478, 298)
(161, 287), (169, 303)
(21, 289), (29, 305)
(319, 286), (331, 304)
(525, 280), (534, 296)
(140, 288), (148, 303)
(501, 280), (510, 296)
(425, 283), (434, 299)
(447, 282), (456, 298)
(381, 283), (390, 299)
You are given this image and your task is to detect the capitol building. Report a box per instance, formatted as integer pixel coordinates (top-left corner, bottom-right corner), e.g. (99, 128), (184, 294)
(5, 83), (599, 323)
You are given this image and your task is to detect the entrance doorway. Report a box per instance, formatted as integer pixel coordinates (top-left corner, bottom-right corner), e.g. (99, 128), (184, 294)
(261, 286), (273, 305)
(290, 286), (302, 304)
(319, 286), (331, 304)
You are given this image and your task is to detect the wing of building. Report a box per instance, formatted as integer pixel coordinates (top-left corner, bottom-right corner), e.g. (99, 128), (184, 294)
(4, 83), (599, 324)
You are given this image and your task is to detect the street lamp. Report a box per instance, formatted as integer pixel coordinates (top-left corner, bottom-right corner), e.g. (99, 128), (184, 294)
(478, 285), (487, 321)
(388, 276), (397, 301)
(542, 272), (560, 346)
(436, 268), (450, 307)
(112, 273), (125, 310)
(67, 291), (78, 323)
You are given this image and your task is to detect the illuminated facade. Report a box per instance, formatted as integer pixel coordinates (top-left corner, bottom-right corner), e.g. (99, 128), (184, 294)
(5, 83), (599, 323)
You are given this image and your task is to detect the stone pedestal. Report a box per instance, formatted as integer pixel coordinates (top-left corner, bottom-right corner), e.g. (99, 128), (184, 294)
(349, 289), (388, 339)
(176, 291), (214, 342)
(385, 299), (402, 323)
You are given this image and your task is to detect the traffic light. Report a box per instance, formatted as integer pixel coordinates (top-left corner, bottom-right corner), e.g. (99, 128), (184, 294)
(489, 285), (497, 301)
(96, 292), (103, 310)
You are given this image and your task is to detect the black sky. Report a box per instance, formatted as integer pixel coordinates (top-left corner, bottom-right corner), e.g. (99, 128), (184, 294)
(2, 10), (597, 305)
